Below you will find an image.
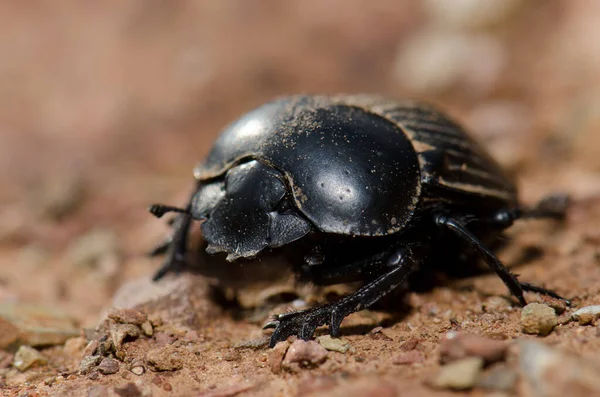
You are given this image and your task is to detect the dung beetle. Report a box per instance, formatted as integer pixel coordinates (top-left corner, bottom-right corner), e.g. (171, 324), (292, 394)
(149, 94), (568, 347)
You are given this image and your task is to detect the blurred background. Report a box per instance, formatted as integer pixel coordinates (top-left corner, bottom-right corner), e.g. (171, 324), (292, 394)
(1, 0), (600, 327)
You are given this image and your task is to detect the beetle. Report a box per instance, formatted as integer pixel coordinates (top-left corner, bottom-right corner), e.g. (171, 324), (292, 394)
(149, 94), (568, 347)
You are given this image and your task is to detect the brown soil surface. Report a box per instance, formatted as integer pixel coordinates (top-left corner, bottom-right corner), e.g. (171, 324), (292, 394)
(1, 2), (600, 397)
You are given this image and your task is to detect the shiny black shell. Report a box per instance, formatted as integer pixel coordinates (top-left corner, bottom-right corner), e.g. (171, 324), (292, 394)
(193, 95), (517, 237)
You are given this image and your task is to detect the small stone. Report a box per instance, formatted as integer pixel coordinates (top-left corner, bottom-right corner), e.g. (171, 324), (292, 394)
(97, 335), (114, 356)
(108, 308), (147, 325)
(268, 341), (290, 374)
(0, 303), (79, 347)
(80, 355), (102, 375)
(517, 340), (600, 396)
(65, 228), (120, 270)
(482, 296), (512, 313)
(13, 345), (48, 371)
(83, 340), (99, 358)
(98, 358), (120, 375)
(0, 317), (19, 349)
(540, 296), (567, 315)
(130, 365), (145, 376)
(146, 346), (183, 371)
(521, 303), (557, 336)
(282, 340), (328, 372)
(572, 306), (600, 324)
(477, 364), (518, 392)
(140, 321), (153, 336)
(111, 324), (141, 351)
(63, 337), (87, 357)
(87, 370), (99, 380)
(577, 312), (597, 326)
(222, 350), (241, 362)
(87, 385), (109, 397)
(399, 339), (420, 351)
(393, 350), (424, 365)
(317, 335), (350, 353)
(114, 382), (142, 397)
(429, 357), (484, 390)
(440, 331), (509, 364)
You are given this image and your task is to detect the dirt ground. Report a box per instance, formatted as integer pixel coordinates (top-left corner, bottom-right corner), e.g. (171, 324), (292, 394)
(2, 1), (600, 396)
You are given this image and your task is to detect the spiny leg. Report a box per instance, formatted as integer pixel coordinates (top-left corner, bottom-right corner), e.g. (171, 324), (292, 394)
(434, 213), (569, 305)
(434, 213), (527, 306)
(149, 184), (199, 281)
(520, 282), (570, 304)
(264, 246), (419, 347)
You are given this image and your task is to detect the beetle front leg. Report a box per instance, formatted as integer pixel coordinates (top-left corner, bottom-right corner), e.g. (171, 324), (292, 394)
(149, 183), (199, 281)
(264, 246), (419, 347)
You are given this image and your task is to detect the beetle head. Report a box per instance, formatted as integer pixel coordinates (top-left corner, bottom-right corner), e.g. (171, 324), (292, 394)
(191, 160), (312, 260)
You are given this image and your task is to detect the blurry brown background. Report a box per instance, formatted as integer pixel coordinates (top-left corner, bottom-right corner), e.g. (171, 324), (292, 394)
(1, 1), (600, 395)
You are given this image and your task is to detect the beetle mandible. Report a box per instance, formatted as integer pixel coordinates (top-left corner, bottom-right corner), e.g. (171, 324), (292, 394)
(149, 94), (568, 347)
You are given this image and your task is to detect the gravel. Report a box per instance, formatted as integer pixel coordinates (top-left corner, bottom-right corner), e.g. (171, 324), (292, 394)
(13, 345), (48, 371)
(428, 357), (484, 390)
(317, 335), (350, 353)
(282, 340), (328, 372)
(521, 303), (558, 336)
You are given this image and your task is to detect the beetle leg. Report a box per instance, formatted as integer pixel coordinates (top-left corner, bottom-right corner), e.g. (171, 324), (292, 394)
(520, 282), (570, 305)
(434, 214), (527, 306)
(151, 212), (193, 281)
(264, 246), (419, 347)
(149, 183), (200, 281)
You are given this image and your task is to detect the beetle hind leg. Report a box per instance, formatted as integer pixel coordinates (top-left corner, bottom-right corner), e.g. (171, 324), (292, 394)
(264, 246), (419, 347)
(434, 214), (569, 305)
(434, 214), (528, 305)
(520, 282), (570, 305)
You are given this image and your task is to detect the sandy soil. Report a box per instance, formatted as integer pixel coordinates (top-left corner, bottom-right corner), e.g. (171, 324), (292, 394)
(1, 1), (600, 396)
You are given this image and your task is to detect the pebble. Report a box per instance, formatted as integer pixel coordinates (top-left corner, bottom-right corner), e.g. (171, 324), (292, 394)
(63, 337), (87, 357)
(114, 382), (142, 397)
(518, 340), (600, 396)
(521, 303), (557, 336)
(268, 341), (290, 374)
(110, 323), (141, 351)
(282, 340), (328, 372)
(476, 364), (518, 392)
(31, 173), (84, 221)
(98, 358), (120, 375)
(429, 357), (484, 390)
(572, 305), (600, 325)
(317, 335), (350, 353)
(80, 355), (102, 375)
(393, 350), (424, 365)
(65, 228), (120, 270)
(146, 346), (183, 371)
(87, 385), (109, 397)
(130, 365), (145, 376)
(439, 331), (509, 364)
(140, 321), (153, 336)
(0, 303), (79, 347)
(13, 345), (48, 371)
(108, 308), (147, 325)
(83, 340), (99, 358)
(482, 296), (512, 313)
(0, 317), (19, 349)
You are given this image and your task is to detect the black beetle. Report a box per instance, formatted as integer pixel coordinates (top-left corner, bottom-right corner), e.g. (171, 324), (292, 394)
(149, 94), (568, 347)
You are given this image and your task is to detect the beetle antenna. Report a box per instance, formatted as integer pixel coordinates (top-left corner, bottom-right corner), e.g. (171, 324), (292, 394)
(149, 204), (190, 218)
